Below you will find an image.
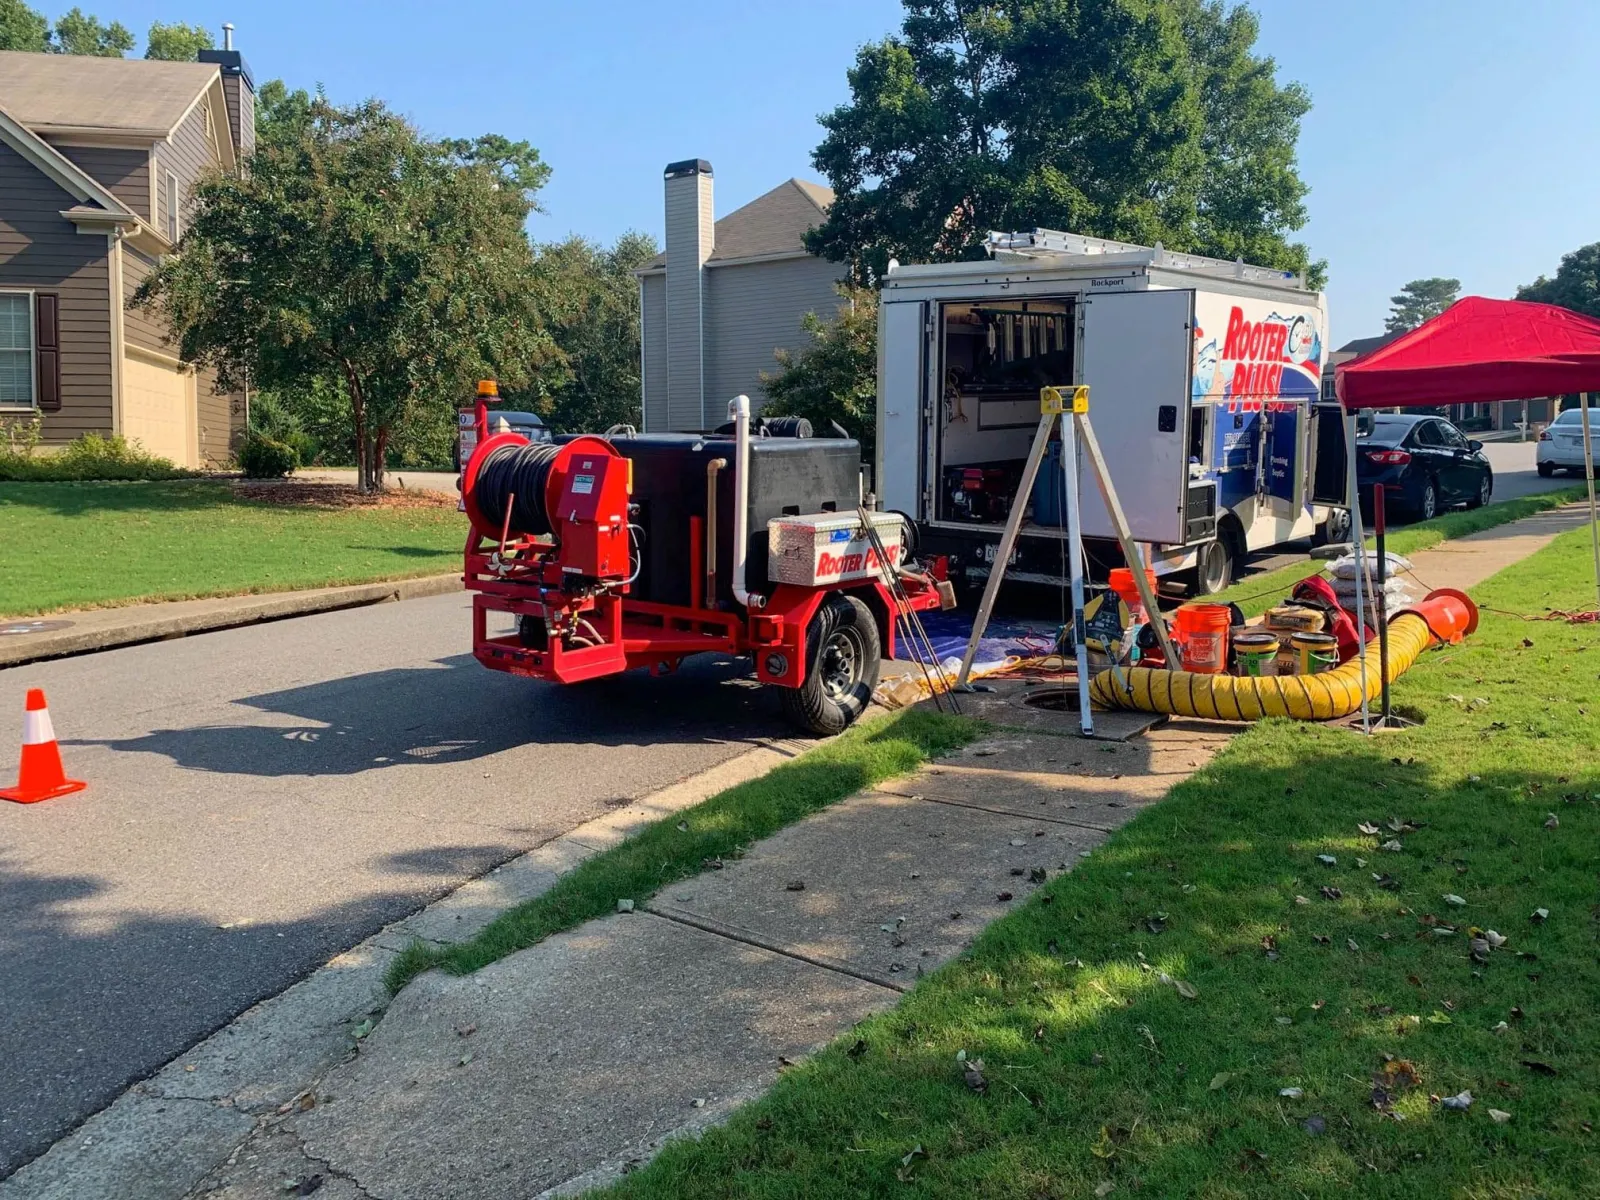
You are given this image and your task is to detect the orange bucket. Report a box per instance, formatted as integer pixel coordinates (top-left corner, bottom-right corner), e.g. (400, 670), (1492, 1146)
(1173, 603), (1232, 674)
(1108, 567), (1158, 608)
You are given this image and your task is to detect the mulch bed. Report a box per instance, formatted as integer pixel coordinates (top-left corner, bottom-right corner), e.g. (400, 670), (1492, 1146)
(231, 481), (459, 510)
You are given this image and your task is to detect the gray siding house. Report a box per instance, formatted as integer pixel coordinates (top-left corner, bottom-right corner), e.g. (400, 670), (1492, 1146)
(636, 160), (845, 432)
(0, 42), (253, 467)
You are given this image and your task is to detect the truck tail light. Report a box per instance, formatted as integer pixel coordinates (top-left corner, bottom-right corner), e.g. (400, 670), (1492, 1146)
(1365, 449), (1412, 465)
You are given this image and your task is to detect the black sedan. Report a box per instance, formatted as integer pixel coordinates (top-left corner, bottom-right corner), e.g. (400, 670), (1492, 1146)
(1356, 414), (1492, 522)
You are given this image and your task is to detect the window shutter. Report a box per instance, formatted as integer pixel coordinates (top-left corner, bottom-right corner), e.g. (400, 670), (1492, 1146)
(35, 293), (61, 412)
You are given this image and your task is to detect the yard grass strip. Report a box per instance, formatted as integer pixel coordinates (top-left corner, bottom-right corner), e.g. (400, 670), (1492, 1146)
(0, 480), (463, 616)
(385, 709), (983, 994)
(1214, 485), (1586, 617)
(597, 528), (1600, 1200)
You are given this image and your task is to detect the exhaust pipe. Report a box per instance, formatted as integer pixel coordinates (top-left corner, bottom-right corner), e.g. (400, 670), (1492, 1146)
(729, 395), (762, 610)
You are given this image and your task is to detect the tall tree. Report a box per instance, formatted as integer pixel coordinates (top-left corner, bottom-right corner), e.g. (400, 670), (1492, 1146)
(1384, 277), (1460, 334)
(807, 0), (1318, 284)
(50, 6), (133, 55)
(135, 97), (562, 491)
(0, 0), (50, 51)
(144, 20), (211, 60)
(255, 79), (315, 145)
(518, 232), (658, 434)
(760, 287), (879, 458)
(1518, 243), (1600, 320)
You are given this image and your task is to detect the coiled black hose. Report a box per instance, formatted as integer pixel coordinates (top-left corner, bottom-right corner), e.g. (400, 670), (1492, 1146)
(474, 441), (562, 536)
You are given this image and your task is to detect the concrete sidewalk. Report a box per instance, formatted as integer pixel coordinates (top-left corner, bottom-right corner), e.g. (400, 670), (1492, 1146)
(3, 502), (1586, 1200)
(0, 575), (460, 668)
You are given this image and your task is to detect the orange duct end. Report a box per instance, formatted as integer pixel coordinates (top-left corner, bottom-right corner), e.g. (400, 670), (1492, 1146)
(1395, 588), (1478, 645)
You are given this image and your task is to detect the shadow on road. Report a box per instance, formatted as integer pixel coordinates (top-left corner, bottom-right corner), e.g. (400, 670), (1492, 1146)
(64, 653), (795, 778)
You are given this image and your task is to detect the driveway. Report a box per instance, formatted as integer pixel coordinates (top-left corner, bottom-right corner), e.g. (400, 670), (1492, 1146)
(0, 594), (796, 1177)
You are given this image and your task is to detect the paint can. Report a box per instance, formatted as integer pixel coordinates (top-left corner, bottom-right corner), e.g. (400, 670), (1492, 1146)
(1292, 631), (1339, 676)
(1232, 631), (1280, 677)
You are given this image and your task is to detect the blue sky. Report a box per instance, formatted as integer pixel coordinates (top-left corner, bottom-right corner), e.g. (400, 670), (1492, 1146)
(82, 1), (1600, 341)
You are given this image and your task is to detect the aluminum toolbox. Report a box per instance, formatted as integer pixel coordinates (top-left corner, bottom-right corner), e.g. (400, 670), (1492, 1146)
(767, 511), (906, 587)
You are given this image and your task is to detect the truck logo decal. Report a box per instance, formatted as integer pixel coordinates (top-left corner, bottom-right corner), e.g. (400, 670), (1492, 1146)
(1193, 303), (1323, 414)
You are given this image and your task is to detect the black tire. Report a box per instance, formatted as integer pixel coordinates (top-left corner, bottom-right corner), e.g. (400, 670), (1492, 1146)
(1311, 507), (1352, 548)
(1187, 536), (1234, 597)
(1467, 473), (1492, 509)
(1410, 479), (1438, 523)
(1536, 461), (1555, 478)
(779, 594), (881, 736)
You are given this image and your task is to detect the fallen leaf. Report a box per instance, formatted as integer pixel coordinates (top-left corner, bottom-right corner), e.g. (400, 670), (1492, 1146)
(1174, 980), (1199, 1000)
(1484, 930), (1508, 948)
(1094, 1183), (1116, 1198)
(785, 880), (806, 892)
(1521, 1060), (1558, 1076)
(1426, 1011), (1453, 1025)
(1317, 854), (1338, 866)
(1347, 937), (1362, 952)
(1029, 867), (1047, 884)
(1312, 934), (1331, 945)
(1443, 894), (1466, 907)
(1274, 1016), (1293, 1026)
(1544, 813), (1560, 830)
(996, 891), (1014, 902)
(1209, 1071), (1233, 1090)
(457, 1052), (473, 1067)
(963, 1060), (988, 1094)
(1311, 999), (1326, 1011)
(1303, 1115), (1327, 1135)
(1322, 886), (1344, 901)
(847, 1039), (868, 1059)
(350, 1019), (373, 1040)
(676, 821), (688, 832)
(691, 1097), (706, 1109)
(1357, 822), (1380, 835)
(1381, 840), (1405, 852)
(290, 1177), (323, 1197)
(1355, 857), (1368, 868)
(1280, 1086), (1304, 1098)
(454, 1024), (476, 1038)
(1440, 1090), (1473, 1111)
(1489, 1108), (1512, 1123)
(1294, 895), (1311, 906)
(616, 899), (635, 913)
(1382, 1059), (1422, 1089)
(1491, 1021), (1509, 1034)
(1531, 908), (1549, 923)
(1009, 838), (1026, 847)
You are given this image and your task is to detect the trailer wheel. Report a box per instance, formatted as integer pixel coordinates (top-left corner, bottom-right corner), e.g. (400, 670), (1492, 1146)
(780, 594), (881, 736)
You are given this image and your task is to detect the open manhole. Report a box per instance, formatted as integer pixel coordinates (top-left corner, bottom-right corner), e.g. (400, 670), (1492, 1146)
(1019, 687), (1084, 713)
(0, 619), (73, 637)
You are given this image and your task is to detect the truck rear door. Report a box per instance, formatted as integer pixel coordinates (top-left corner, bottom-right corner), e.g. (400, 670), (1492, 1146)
(1077, 290), (1192, 544)
(877, 299), (929, 517)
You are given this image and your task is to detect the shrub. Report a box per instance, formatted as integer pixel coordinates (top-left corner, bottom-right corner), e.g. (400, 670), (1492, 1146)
(0, 432), (192, 482)
(237, 434), (299, 478)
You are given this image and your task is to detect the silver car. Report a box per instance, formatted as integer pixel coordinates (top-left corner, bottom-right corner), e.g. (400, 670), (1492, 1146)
(1536, 408), (1599, 477)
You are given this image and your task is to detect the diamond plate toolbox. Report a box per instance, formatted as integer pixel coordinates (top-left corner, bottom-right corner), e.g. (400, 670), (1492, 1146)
(766, 511), (906, 587)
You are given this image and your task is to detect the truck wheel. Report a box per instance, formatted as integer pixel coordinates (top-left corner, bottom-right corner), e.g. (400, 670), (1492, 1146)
(780, 594), (881, 736)
(1311, 507), (1352, 548)
(1187, 537), (1234, 597)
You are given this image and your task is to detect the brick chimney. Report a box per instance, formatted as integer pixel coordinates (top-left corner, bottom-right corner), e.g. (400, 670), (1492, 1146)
(198, 23), (256, 162)
(663, 159), (714, 429)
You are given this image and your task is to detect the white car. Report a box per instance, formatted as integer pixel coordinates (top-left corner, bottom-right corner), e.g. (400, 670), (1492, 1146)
(1536, 408), (1599, 476)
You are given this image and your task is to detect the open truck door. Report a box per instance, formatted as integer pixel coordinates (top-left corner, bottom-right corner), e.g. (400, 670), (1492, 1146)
(1310, 403), (1350, 507)
(1077, 290), (1193, 544)
(877, 299), (930, 517)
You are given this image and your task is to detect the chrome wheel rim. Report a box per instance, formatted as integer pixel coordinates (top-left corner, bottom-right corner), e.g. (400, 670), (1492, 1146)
(820, 626), (864, 700)
(1422, 486), (1436, 519)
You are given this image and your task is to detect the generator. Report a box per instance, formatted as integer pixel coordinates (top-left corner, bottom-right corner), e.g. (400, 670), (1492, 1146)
(459, 392), (951, 734)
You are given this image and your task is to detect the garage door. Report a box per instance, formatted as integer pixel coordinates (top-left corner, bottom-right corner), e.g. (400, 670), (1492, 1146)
(122, 353), (196, 467)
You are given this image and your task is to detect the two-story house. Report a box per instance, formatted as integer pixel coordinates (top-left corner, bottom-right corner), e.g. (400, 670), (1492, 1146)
(0, 40), (254, 467)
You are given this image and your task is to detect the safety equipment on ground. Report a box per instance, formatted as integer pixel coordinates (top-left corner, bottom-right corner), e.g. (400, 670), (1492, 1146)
(1089, 590), (1478, 722)
(1, 688), (86, 804)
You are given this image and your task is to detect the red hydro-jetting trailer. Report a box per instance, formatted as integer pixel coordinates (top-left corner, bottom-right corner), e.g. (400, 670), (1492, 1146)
(458, 392), (949, 734)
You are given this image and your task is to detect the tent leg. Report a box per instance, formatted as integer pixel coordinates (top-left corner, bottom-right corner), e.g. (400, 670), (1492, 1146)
(1060, 411), (1094, 736)
(1344, 413), (1372, 734)
(1375, 484), (1392, 725)
(1583, 392), (1600, 610)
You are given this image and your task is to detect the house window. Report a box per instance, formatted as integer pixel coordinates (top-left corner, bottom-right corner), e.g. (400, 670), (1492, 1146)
(165, 171), (180, 242)
(0, 292), (33, 407)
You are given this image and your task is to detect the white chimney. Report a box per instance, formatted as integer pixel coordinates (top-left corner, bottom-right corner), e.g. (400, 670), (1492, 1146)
(663, 159), (714, 429)
(222, 22), (234, 50)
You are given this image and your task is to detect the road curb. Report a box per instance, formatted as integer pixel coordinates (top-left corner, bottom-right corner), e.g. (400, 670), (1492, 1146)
(0, 574), (463, 669)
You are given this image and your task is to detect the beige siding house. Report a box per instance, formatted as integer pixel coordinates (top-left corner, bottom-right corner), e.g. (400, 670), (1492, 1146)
(0, 43), (254, 467)
(636, 161), (845, 432)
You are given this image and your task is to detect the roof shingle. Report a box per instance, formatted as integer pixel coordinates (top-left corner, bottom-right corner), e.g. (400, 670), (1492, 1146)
(0, 50), (218, 137)
(641, 177), (833, 271)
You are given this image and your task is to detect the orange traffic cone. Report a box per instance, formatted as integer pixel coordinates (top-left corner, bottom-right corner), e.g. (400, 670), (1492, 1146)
(1, 689), (86, 804)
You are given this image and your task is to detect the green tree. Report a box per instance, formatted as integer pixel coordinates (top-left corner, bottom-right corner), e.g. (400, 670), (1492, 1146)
(760, 286), (879, 458)
(0, 0), (50, 51)
(515, 232), (658, 434)
(255, 78), (315, 146)
(144, 20), (211, 60)
(1517, 243), (1600, 320)
(135, 97), (562, 491)
(50, 6), (133, 55)
(1383, 277), (1461, 333)
(807, 0), (1319, 284)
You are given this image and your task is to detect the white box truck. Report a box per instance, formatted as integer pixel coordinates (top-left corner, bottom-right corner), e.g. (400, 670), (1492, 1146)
(875, 229), (1351, 595)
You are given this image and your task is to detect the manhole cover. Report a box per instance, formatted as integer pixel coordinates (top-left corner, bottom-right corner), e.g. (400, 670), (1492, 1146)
(1020, 687), (1083, 713)
(0, 619), (72, 637)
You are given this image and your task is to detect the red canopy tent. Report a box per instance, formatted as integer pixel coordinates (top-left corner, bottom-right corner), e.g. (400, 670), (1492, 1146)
(1336, 295), (1600, 409)
(1331, 296), (1600, 729)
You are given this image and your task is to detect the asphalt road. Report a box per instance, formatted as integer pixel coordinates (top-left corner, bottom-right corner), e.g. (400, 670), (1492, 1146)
(0, 595), (798, 1177)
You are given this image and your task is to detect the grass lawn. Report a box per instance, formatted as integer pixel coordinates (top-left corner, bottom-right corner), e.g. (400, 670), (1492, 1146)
(598, 528), (1600, 1198)
(1211, 486), (1587, 618)
(0, 480), (465, 617)
(386, 708), (981, 994)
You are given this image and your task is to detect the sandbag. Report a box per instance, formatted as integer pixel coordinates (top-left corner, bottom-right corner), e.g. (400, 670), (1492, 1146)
(1329, 550), (1412, 581)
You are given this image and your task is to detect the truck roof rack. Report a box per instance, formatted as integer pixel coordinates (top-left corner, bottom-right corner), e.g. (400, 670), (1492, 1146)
(986, 228), (1307, 290)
